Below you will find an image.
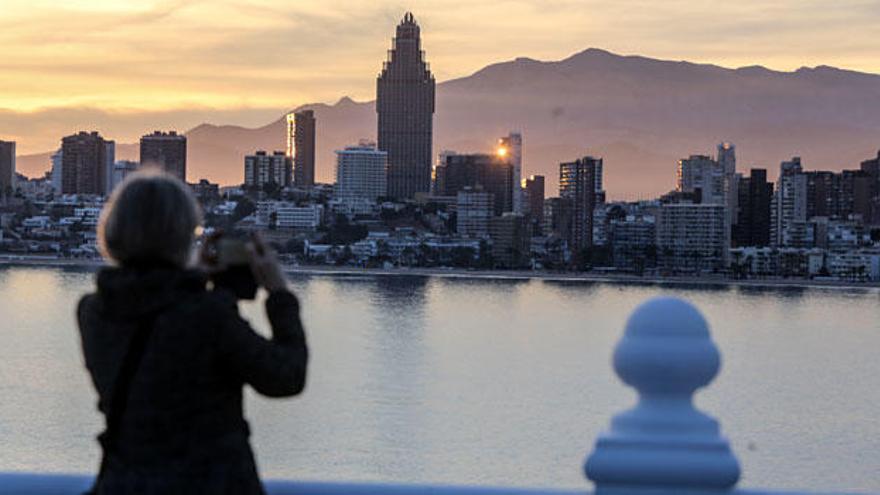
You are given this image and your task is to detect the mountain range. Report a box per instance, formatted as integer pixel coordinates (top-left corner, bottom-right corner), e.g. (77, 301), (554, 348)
(18, 48), (880, 199)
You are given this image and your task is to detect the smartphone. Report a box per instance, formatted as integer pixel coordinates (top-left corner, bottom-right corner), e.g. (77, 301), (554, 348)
(211, 238), (258, 300)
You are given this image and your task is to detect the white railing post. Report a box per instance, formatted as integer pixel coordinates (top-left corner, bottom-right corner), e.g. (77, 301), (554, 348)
(585, 296), (740, 493)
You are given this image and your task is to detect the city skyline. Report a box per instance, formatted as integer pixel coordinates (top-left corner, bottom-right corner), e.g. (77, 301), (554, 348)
(4, 5), (880, 200)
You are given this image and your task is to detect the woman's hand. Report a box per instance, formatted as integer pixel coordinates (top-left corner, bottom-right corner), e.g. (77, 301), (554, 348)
(198, 230), (226, 275)
(247, 233), (288, 292)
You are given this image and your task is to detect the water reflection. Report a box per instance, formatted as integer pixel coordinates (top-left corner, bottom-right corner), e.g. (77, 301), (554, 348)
(365, 276), (430, 478)
(735, 285), (808, 299)
(0, 267), (878, 491)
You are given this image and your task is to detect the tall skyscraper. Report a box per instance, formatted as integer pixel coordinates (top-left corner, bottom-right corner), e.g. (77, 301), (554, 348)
(733, 169), (773, 247)
(377, 12), (435, 200)
(559, 156), (601, 251)
(244, 151), (291, 189)
(140, 131), (186, 181)
(0, 140), (15, 196)
(717, 142), (738, 227)
(436, 153), (513, 216)
(335, 142), (388, 202)
(772, 157), (808, 246)
(287, 110), (316, 187)
(61, 131), (115, 195)
(498, 132), (523, 213)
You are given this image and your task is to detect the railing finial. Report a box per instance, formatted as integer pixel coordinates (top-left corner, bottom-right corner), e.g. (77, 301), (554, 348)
(585, 296), (740, 492)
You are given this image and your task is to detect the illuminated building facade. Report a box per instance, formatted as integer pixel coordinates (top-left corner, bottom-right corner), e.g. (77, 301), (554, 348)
(498, 132), (523, 213)
(287, 110), (316, 187)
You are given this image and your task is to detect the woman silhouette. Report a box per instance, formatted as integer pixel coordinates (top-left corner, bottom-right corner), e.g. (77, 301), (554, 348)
(77, 169), (308, 494)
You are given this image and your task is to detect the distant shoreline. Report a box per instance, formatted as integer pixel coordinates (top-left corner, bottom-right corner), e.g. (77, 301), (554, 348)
(4, 255), (877, 291)
(282, 265), (880, 291)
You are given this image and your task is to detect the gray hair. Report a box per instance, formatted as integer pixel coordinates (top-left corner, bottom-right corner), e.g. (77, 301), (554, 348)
(98, 168), (202, 267)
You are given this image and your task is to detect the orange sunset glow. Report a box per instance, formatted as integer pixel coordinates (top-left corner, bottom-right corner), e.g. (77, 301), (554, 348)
(2, 0), (880, 155)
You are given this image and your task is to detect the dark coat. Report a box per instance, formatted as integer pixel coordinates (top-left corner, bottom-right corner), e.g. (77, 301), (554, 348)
(77, 265), (308, 494)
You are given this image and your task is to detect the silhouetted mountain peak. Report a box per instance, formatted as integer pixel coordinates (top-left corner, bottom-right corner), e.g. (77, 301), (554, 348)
(336, 96), (358, 107)
(735, 65), (774, 75)
(568, 47), (617, 59)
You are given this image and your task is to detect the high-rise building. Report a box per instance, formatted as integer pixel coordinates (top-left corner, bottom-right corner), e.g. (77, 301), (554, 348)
(524, 175), (545, 216)
(679, 151), (734, 244)
(656, 203), (729, 272)
(593, 159), (605, 205)
(456, 187), (493, 238)
(287, 110), (316, 187)
(436, 153), (513, 216)
(0, 140), (15, 196)
(433, 150), (457, 194)
(376, 12), (435, 199)
(244, 151), (291, 189)
(772, 157), (808, 246)
(717, 142), (738, 226)
(861, 150), (880, 192)
(335, 142), (388, 202)
(61, 131), (115, 195)
(677, 154), (726, 206)
(734, 169), (773, 247)
(838, 170), (873, 220)
(559, 156), (601, 251)
(523, 175), (545, 235)
(139, 131), (186, 181)
(860, 150), (880, 224)
(804, 170), (837, 218)
(498, 132), (523, 213)
(50, 149), (63, 193)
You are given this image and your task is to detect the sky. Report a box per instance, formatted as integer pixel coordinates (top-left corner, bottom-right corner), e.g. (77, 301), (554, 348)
(2, 0), (880, 154)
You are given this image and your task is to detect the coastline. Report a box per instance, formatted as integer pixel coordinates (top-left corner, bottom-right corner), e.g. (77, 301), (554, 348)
(281, 265), (880, 291)
(4, 256), (876, 291)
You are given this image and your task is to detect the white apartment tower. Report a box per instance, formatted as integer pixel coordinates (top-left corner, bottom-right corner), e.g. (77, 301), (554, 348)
(335, 142), (388, 202)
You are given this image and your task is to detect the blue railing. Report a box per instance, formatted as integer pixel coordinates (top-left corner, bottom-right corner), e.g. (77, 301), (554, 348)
(0, 297), (868, 495)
